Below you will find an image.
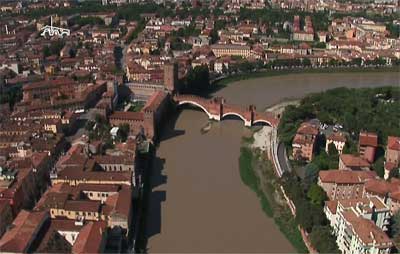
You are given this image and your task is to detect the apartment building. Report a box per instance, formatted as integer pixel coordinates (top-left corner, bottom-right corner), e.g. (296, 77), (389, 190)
(210, 44), (251, 58)
(325, 197), (392, 254)
(359, 131), (378, 163)
(318, 170), (377, 200)
(384, 136), (400, 179)
(292, 122), (319, 162)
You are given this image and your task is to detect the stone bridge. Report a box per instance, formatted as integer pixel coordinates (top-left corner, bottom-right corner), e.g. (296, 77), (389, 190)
(173, 95), (279, 127)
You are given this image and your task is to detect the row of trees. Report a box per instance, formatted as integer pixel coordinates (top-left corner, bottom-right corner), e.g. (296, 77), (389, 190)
(281, 172), (339, 253)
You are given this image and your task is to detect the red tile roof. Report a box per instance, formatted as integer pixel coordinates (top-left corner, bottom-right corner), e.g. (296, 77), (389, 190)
(142, 91), (167, 112)
(387, 136), (400, 151)
(0, 210), (49, 253)
(365, 178), (400, 200)
(297, 122), (319, 136)
(343, 210), (392, 247)
(72, 221), (107, 254)
(64, 200), (101, 213)
(340, 154), (371, 168)
(325, 200), (338, 214)
(319, 170), (376, 184)
(327, 132), (346, 143)
(359, 131), (378, 147)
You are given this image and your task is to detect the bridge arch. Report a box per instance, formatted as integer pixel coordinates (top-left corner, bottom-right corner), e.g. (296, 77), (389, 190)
(177, 100), (212, 119)
(252, 119), (273, 127)
(221, 112), (248, 123)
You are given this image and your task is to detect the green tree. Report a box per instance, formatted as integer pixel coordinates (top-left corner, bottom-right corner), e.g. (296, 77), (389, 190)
(210, 28), (219, 44)
(390, 211), (400, 245)
(372, 156), (385, 178)
(117, 124), (130, 142)
(184, 65), (210, 94)
(327, 142), (338, 155)
(303, 163), (319, 188)
(307, 183), (327, 207)
(310, 226), (339, 253)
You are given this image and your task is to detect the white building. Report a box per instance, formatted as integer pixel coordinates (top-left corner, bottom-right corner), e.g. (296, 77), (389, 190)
(324, 197), (392, 254)
(326, 132), (346, 154)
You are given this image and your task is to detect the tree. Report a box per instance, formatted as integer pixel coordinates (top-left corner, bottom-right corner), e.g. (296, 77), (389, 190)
(302, 58), (312, 67)
(295, 202), (314, 232)
(307, 183), (327, 207)
(184, 65), (210, 94)
(327, 142), (338, 155)
(210, 28), (219, 44)
(310, 226), (339, 253)
(117, 124), (130, 142)
(372, 156), (385, 178)
(303, 163), (319, 188)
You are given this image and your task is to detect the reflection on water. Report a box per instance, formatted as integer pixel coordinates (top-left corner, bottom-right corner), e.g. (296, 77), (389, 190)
(146, 71), (400, 253)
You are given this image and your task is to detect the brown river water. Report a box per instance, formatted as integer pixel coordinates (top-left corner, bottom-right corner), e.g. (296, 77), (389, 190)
(145, 72), (399, 253)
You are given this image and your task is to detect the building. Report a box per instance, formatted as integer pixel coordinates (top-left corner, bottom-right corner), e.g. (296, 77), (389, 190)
(318, 170), (377, 200)
(210, 44), (251, 58)
(109, 91), (170, 140)
(109, 111), (146, 137)
(384, 136), (400, 180)
(364, 178), (400, 214)
(325, 132), (346, 154)
(0, 210), (49, 253)
(292, 122), (319, 162)
(359, 131), (378, 163)
(339, 154), (371, 171)
(324, 197), (393, 254)
(0, 200), (13, 238)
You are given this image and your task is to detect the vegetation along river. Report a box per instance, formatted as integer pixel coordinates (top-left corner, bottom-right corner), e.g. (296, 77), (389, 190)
(145, 71), (400, 253)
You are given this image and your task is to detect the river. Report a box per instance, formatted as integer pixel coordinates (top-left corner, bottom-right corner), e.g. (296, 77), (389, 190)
(145, 71), (399, 253)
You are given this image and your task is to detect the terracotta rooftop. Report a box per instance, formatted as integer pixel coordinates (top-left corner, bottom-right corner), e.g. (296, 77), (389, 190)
(72, 221), (107, 254)
(364, 178), (400, 200)
(293, 131), (316, 145)
(109, 111), (144, 121)
(0, 210), (49, 253)
(387, 136), (400, 151)
(359, 131), (378, 147)
(319, 170), (376, 184)
(297, 122), (319, 136)
(327, 132), (346, 143)
(93, 154), (133, 166)
(64, 200), (101, 213)
(340, 154), (371, 168)
(343, 210), (392, 247)
(78, 183), (120, 193)
(325, 200), (338, 214)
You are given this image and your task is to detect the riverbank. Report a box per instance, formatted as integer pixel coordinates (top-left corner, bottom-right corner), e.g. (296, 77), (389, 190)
(239, 138), (308, 253)
(213, 66), (399, 88)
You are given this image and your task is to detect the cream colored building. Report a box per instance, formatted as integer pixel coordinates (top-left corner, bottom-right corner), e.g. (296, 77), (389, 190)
(211, 44), (251, 58)
(324, 197), (392, 254)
